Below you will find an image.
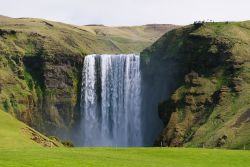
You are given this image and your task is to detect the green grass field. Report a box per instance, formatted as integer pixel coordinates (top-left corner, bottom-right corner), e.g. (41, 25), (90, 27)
(0, 103), (250, 167)
(0, 147), (249, 167)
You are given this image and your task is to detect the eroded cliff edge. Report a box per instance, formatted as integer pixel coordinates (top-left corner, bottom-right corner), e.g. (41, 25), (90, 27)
(141, 21), (250, 149)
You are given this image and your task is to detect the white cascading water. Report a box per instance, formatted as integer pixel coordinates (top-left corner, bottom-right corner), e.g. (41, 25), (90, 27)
(80, 54), (142, 147)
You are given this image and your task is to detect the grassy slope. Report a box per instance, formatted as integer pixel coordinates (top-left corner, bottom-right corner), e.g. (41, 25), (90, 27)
(81, 24), (178, 53)
(142, 21), (250, 149)
(0, 148), (249, 167)
(0, 15), (177, 55)
(0, 111), (61, 148)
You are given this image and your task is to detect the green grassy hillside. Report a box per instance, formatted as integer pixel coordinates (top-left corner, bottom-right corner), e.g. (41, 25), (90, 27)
(0, 110), (61, 148)
(0, 15), (177, 55)
(141, 21), (250, 149)
(0, 16), (177, 134)
(81, 24), (178, 53)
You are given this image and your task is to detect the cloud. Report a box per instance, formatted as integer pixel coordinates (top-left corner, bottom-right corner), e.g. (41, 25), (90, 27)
(0, 0), (249, 26)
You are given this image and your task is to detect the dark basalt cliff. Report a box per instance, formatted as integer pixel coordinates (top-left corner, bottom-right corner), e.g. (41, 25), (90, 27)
(23, 54), (83, 133)
(141, 21), (250, 149)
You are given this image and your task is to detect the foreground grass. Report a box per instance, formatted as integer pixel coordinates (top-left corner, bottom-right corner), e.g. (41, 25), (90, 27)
(0, 147), (249, 167)
(0, 111), (41, 148)
(0, 111), (61, 148)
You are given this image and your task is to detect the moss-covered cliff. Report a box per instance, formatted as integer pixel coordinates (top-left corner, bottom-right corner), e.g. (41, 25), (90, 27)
(141, 21), (250, 149)
(0, 17), (85, 134)
(0, 15), (176, 136)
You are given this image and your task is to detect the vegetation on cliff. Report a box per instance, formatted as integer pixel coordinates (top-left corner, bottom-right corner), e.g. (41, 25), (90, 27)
(141, 21), (250, 149)
(0, 15), (176, 137)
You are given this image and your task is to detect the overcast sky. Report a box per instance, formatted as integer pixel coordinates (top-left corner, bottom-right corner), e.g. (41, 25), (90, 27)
(0, 0), (250, 26)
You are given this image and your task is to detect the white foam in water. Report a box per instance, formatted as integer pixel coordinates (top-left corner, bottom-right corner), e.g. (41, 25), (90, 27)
(80, 54), (142, 147)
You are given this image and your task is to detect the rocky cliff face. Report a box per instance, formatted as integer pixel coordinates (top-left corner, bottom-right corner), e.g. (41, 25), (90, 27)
(0, 30), (84, 134)
(23, 54), (83, 133)
(141, 21), (250, 149)
(42, 55), (83, 130)
(0, 16), (177, 137)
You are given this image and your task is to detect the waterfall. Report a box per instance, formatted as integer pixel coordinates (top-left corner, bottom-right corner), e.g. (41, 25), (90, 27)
(80, 54), (142, 147)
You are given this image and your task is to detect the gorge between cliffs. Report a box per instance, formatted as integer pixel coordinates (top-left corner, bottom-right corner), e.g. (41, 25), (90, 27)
(1, 16), (250, 149)
(76, 54), (166, 147)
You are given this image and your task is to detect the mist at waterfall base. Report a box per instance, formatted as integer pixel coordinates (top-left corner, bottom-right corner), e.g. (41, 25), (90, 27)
(73, 54), (171, 147)
(80, 54), (143, 146)
(140, 52), (186, 145)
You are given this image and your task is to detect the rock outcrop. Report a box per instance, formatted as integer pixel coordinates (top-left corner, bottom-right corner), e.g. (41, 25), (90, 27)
(141, 21), (250, 149)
